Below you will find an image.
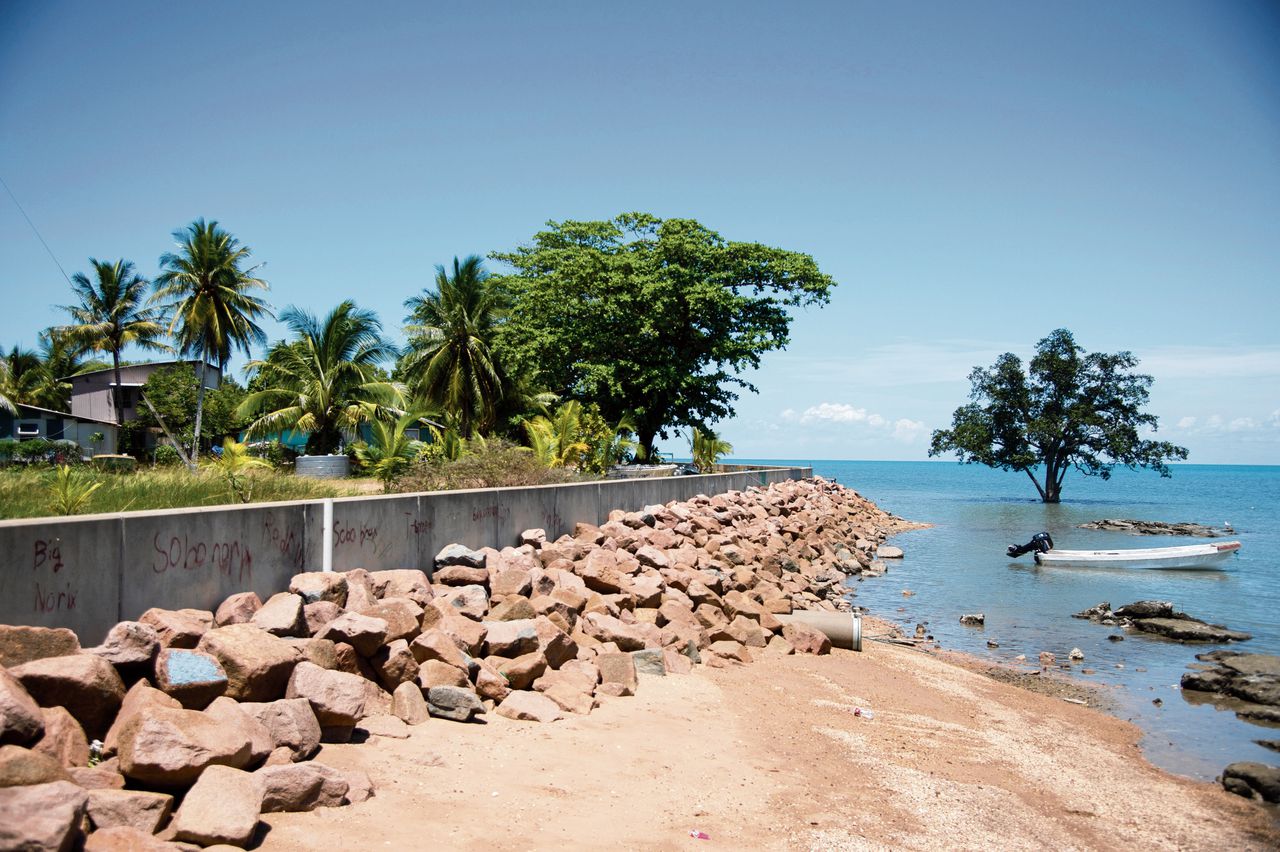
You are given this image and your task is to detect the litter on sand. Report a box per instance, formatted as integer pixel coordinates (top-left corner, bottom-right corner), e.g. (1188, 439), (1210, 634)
(689, 829), (711, 840)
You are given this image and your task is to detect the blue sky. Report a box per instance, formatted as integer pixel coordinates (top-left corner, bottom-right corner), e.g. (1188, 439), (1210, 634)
(2, 1), (1277, 463)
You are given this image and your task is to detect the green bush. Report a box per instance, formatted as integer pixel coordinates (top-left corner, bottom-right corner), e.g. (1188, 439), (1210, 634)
(15, 439), (52, 464)
(50, 440), (83, 464)
(246, 440), (297, 468)
(397, 438), (580, 492)
(153, 443), (183, 467)
(91, 455), (138, 474)
(0, 438), (19, 463)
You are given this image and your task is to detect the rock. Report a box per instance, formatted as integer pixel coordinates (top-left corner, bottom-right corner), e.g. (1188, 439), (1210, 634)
(436, 584), (489, 620)
(368, 569), (434, 606)
(1069, 648), (1085, 661)
(435, 543), (487, 571)
(487, 597), (537, 622)
(484, 619), (540, 658)
(0, 625), (81, 667)
(359, 598), (423, 643)
(10, 653), (126, 740)
(0, 666), (45, 746)
(1039, 652), (1056, 667)
(1114, 600), (1175, 619)
(171, 764), (263, 847)
(236, 698), (321, 762)
(138, 608), (213, 650)
(0, 744), (72, 787)
(1132, 618), (1251, 643)
(68, 766), (125, 789)
(83, 825), (181, 851)
(88, 621), (160, 668)
(473, 661), (511, 703)
(958, 613), (985, 626)
(103, 681), (180, 756)
(196, 624), (302, 702)
(345, 768), (375, 803)
(434, 565), (490, 586)
(496, 691), (563, 723)
(631, 649), (666, 676)
(876, 545), (904, 558)
(391, 682), (430, 725)
(289, 572), (348, 606)
(341, 569), (379, 611)
(1078, 519), (1231, 537)
(116, 706), (251, 787)
(0, 780), (88, 852)
(256, 761), (350, 812)
(411, 629), (470, 669)
(596, 652), (638, 697)
(1221, 761), (1280, 803)
(417, 660), (469, 689)
(250, 593), (308, 638)
(497, 652), (548, 690)
(370, 639), (420, 691)
(355, 714), (410, 739)
(635, 545), (669, 570)
(215, 592), (263, 626)
(1181, 652), (1280, 708)
(581, 612), (647, 651)
(532, 617), (578, 669)
(425, 686), (485, 722)
(33, 706), (89, 767)
(203, 697), (274, 766)
(782, 622), (831, 655)
(154, 648), (228, 709)
(315, 612), (389, 657)
(86, 788), (174, 833)
(303, 601), (343, 635)
(286, 662), (367, 728)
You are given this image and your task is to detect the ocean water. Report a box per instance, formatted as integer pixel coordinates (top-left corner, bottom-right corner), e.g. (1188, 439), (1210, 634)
(740, 459), (1280, 781)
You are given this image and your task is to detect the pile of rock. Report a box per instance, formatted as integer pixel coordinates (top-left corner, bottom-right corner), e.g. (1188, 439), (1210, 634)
(0, 477), (900, 850)
(1071, 601), (1252, 643)
(1182, 650), (1280, 724)
(1075, 519), (1233, 537)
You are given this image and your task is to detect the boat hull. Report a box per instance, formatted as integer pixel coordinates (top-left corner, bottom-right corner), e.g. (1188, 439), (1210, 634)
(1033, 541), (1241, 570)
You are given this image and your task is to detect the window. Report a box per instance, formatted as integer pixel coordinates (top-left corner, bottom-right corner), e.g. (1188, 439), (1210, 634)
(17, 422), (40, 437)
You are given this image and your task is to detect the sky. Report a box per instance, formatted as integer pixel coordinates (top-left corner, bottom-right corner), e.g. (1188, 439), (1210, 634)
(1, 1), (1277, 464)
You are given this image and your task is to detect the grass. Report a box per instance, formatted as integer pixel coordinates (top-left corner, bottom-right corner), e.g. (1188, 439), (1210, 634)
(0, 466), (365, 520)
(395, 440), (583, 493)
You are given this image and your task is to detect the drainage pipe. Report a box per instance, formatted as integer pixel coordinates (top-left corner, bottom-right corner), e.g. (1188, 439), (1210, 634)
(776, 611), (863, 651)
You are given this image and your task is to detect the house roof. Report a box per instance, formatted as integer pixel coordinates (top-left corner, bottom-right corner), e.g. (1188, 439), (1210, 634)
(63, 359), (220, 381)
(14, 403), (118, 427)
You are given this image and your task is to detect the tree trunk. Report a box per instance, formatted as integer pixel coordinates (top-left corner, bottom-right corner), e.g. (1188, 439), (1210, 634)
(191, 359), (208, 463)
(637, 428), (657, 463)
(111, 351), (124, 427)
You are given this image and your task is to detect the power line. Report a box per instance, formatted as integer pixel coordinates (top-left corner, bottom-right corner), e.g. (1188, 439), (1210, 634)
(0, 173), (74, 287)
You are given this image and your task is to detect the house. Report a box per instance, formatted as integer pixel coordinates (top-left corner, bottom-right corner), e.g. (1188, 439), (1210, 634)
(68, 360), (221, 424)
(0, 403), (118, 455)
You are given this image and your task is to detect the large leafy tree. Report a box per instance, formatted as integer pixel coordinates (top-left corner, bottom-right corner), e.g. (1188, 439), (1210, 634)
(928, 329), (1189, 503)
(135, 364), (249, 446)
(153, 220), (271, 457)
(400, 256), (506, 437)
(237, 300), (404, 455)
(490, 213), (835, 457)
(57, 258), (170, 424)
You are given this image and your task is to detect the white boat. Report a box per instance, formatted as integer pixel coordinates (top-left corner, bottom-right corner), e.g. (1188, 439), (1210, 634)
(1034, 541), (1241, 570)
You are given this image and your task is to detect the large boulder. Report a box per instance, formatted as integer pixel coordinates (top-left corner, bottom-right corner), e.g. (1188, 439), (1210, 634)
(1221, 761), (1280, 803)
(256, 761), (350, 812)
(0, 625), (80, 667)
(425, 686), (485, 722)
(203, 696), (274, 766)
(436, 585), (489, 620)
(0, 780), (88, 852)
(250, 592), (308, 638)
(391, 682), (429, 725)
(496, 691), (563, 723)
(483, 619), (540, 658)
(88, 621), (160, 668)
(10, 653), (125, 739)
(215, 591), (263, 626)
(581, 612), (647, 652)
(289, 572), (348, 607)
(196, 624), (302, 702)
(434, 543), (487, 571)
(315, 612), (389, 657)
(33, 706), (89, 767)
(0, 667), (44, 746)
(85, 788), (174, 833)
(235, 698), (321, 762)
(138, 608), (213, 650)
(153, 648), (228, 709)
(368, 569), (433, 606)
(497, 652), (547, 690)
(286, 662), (367, 728)
(370, 639), (420, 691)
(116, 706), (252, 787)
(0, 744), (72, 787)
(103, 682), (180, 756)
(782, 622), (831, 655)
(82, 826), (179, 852)
(411, 629), (470, 669)
(359, 598), (423, 643)
(171, 764), (263, 847)
(596, 652), (638, 697)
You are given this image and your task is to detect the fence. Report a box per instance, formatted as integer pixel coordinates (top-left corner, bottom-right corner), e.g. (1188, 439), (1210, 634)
(0, 465), (810, 643)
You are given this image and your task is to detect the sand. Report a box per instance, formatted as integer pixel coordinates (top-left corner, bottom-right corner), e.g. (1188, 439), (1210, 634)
(257, 635), (1279, 851)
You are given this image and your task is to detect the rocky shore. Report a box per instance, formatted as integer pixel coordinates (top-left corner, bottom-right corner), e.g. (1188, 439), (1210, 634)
(1073, 600), (1253, 643)
(0, 477), (910, 850)
(1076, 518), (1235, 537)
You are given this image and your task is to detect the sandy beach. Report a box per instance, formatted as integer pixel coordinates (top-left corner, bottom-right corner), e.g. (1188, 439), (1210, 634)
(259, 629), (1279, 851)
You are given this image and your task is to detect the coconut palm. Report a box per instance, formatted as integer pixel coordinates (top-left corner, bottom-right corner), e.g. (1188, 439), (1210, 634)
(31, 329), (105, 411)
(691, 426), (733, 473)
(237, 300), (404, 455)
(0, 345), (43, 407)
(0, 357), (15, 414)
(401, 256), (506, 437)
(153, 220), (271, 458)
(57, 259), (170, 424)
(524, 400), (591, 468)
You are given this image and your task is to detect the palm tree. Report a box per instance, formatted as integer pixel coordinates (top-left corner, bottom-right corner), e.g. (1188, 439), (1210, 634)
(153, 220), (271, 458)
(524, 400), (591, 469)
(237, 300), (404, 455)
(0, 357), (15, 414)
(32, 329), (105, 411)
(355, 412), (426, 492)
(691, 426), (733, 473)
(0, 345), (43, 407)
(401, 256), (506, 437)
(57, 258), (169, 425)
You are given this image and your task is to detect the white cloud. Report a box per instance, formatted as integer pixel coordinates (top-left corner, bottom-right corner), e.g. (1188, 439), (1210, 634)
(1169, 412), (1280, 436)
(1176, 416), (1196, 429)
(782, 403), (925, 443)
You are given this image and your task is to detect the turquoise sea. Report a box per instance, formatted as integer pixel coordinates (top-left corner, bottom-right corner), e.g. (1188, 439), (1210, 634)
(740, 460), (1280, 781)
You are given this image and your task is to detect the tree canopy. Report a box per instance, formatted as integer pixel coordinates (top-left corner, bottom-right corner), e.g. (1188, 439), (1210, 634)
(928, 328), (1188, 503)
(489, 213), (835, 457)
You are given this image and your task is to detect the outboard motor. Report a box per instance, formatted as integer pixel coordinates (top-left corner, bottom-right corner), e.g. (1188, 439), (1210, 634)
(1007, 531), (1054, 558)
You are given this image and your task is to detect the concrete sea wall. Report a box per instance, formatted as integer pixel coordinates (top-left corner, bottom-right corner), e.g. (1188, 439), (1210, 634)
(0, 466), (809, 643)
